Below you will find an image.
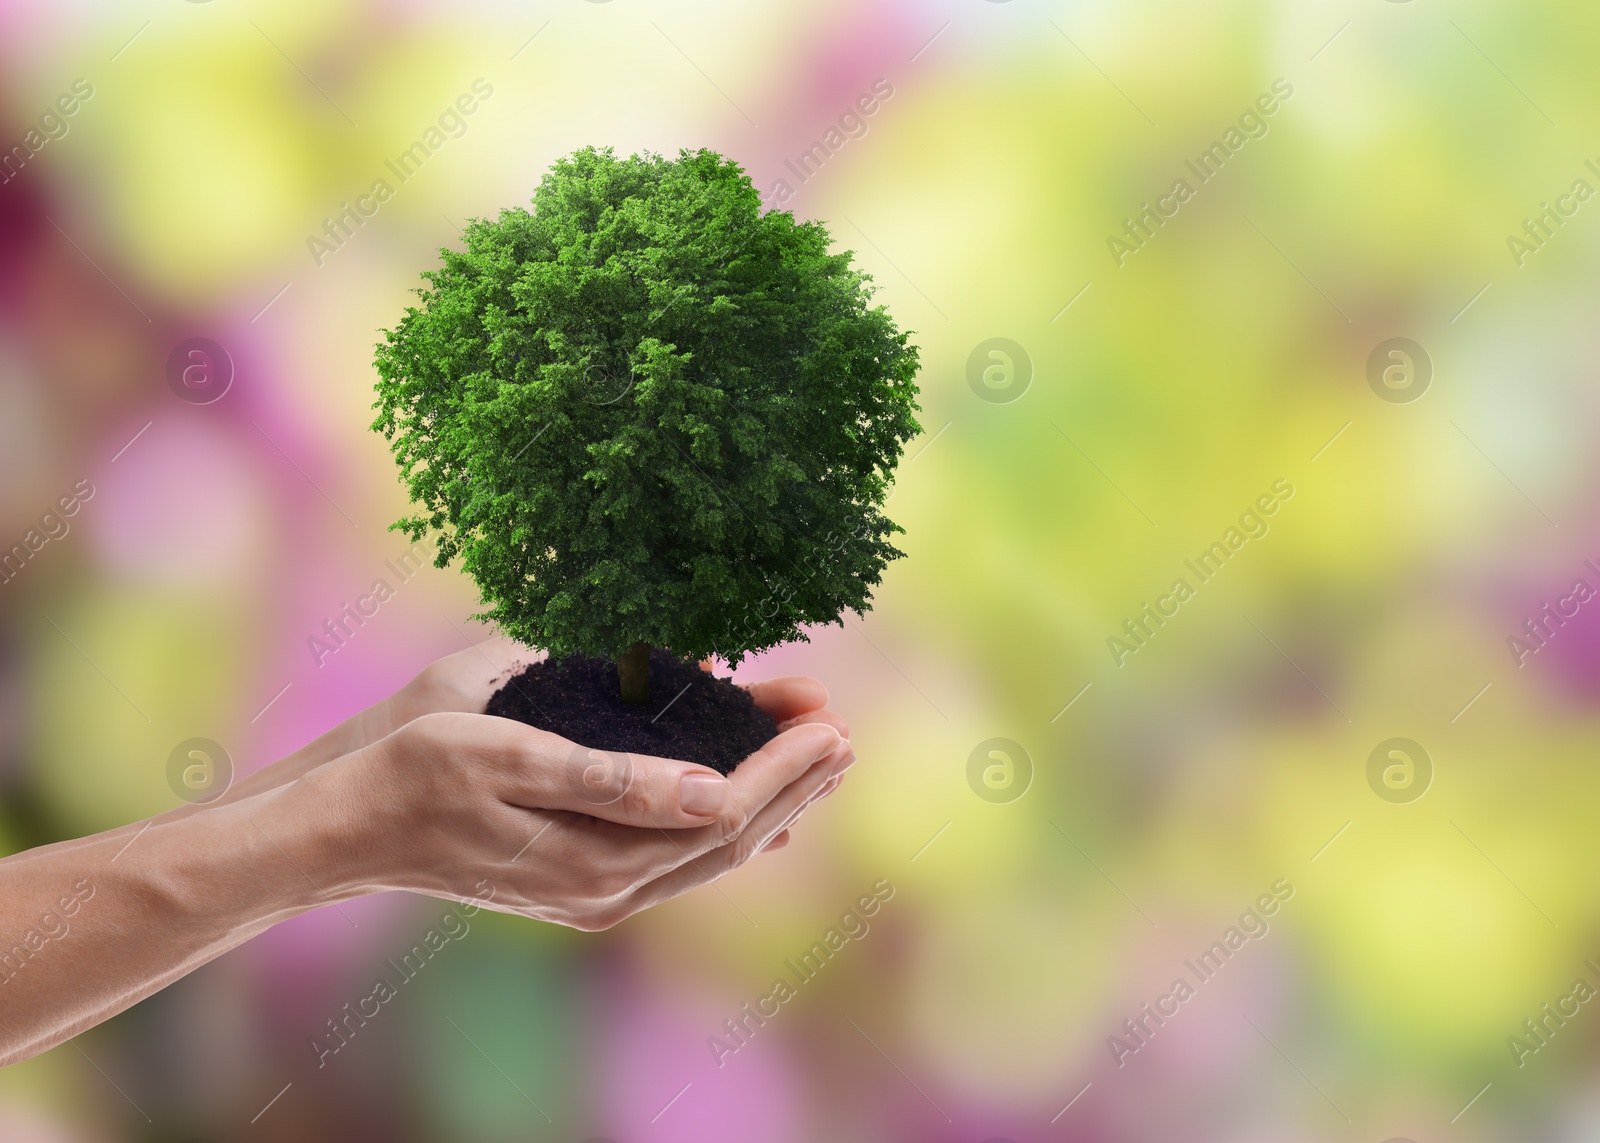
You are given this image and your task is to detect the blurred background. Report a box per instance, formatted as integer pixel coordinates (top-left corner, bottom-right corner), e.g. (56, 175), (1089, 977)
(3, 0), (1599, 1139)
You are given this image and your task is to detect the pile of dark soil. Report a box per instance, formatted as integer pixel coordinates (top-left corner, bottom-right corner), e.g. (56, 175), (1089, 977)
(485, 649), (777, 774)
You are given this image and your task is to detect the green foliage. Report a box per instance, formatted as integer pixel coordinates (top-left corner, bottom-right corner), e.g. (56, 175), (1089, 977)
(372, 146), (921, 666)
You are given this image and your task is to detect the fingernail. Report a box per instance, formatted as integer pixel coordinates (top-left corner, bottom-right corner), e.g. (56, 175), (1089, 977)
(829, 747), (856, 777)
(679, 772), (732, 816)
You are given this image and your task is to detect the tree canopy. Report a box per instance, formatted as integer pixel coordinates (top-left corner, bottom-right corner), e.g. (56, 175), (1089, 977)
(372, 146), (921, 671)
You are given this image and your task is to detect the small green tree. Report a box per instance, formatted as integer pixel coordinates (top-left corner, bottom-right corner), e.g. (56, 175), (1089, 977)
(372, 146), (921, 703)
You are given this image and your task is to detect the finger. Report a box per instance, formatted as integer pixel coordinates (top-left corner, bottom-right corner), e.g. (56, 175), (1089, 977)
(465, 636), (538, 671)
(777, 708), (850, 737)
(483, 729), (851, 915)
(762, 829), (791, 852)
(484, 741), (843, 925)
(715, 722), (841, 834)
(744, 744), (851, 840)
(436, 637), (539, 684)
(589, 737), (849, 891)
(618, 741), (855, 912)
(455, 713), (722, 829)
(517, 744), (738, 830)
(403, 639), (542, 722)
(506, 719), (839, 831)
(772, 770), (844, 836)
(742, 676), (829, 723)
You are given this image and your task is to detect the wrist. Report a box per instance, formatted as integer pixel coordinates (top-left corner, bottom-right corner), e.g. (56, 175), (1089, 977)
(123, 774), (370, 943)
(275, 741), (405, 899)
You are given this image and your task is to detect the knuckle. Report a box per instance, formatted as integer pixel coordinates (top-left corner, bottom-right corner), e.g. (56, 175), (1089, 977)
(410, 660), (446, 696)
(564, 746), (633, 807)
(713, 802), (750, 846)
(404, 711), (482, 762)
(728, 829), (765, 869)
(618, 776), (661, 820)
(398, 663), (442, 712)
(393, 712), (455, 773)
(399, 709), (446, 747)
(517, 734), (556, 781)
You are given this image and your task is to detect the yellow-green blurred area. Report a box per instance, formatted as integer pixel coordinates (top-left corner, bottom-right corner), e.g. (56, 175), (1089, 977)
(3, 0), (1599, 1139)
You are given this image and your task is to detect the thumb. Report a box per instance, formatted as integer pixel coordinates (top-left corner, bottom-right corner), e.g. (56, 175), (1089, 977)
(522, 738), (743, 829)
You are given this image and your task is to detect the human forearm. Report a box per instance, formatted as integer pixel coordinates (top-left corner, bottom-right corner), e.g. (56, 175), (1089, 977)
(0, 776), (347, 1065)
(1, 684), (403, 872)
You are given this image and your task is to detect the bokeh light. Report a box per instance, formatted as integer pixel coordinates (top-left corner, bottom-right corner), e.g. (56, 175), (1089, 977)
(3, 0), (1598, 1139)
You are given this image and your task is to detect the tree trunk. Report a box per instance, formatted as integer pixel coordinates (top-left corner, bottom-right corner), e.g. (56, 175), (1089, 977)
(618, 642), (651, 705)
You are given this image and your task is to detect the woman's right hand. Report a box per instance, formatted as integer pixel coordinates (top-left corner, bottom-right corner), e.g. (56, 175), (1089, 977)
(301, 710), (853, 930)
